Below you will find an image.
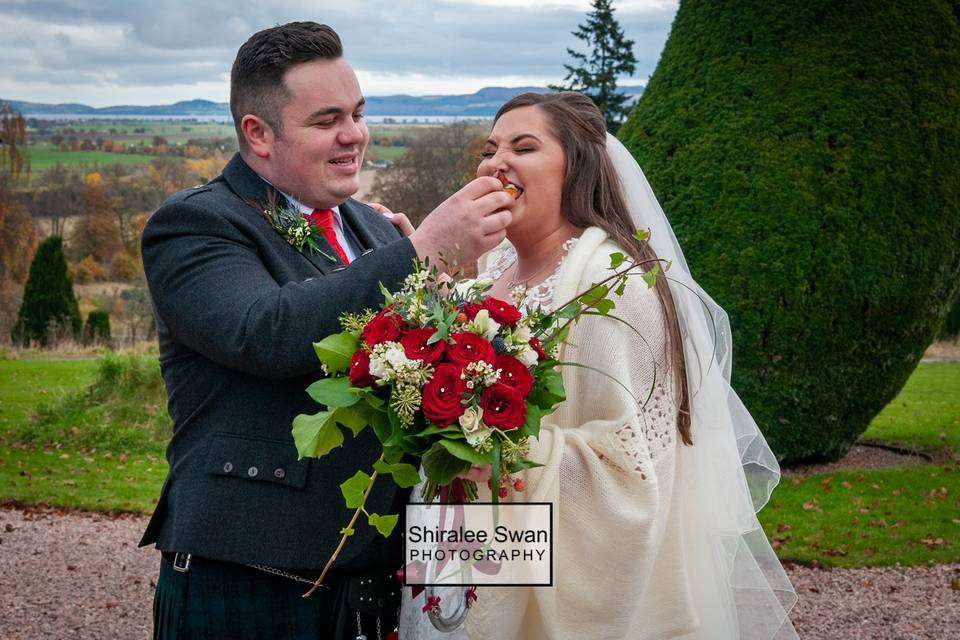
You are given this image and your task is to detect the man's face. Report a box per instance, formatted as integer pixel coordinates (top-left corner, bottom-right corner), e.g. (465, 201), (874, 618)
(264, 57), (368, 209)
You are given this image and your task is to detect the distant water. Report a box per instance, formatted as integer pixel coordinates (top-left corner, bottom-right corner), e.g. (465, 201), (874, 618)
(27, 114), (490, 124)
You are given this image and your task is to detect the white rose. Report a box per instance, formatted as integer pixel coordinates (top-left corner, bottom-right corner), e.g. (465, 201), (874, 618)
(368, 354), (388, 379)
(384, 343), (411, 369)
(459, 406), (492, 446)
(516, 346), (538, 368)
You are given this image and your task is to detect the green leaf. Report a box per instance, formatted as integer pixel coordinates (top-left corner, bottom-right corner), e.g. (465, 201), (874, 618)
(335, 405), (369, 437)
(422, 442), (470, 485)
(292, 410), (343, 459)
(373, 459), (422, 488)
(416, 423), (465, 439)
(378, 281), (395, 304)
(515, 403), (543, 440)
(634, 228), (650, 242)
(368, 512), (399, 537)
(594, 299), (615, 315)
(340, 470), (372, 509)
(340, 527), (355, 536)
(506, 458), (545, 473)
(371, 409), (392, 443)
(383, 446), (404, 464)
(578, 283), (610, 309)
(641, 264), (660, 289)
(439, 438), (489, 465)
(306, 377), (359, 408)
(312, 332), (359, 373)
(608, 252), (626, 269)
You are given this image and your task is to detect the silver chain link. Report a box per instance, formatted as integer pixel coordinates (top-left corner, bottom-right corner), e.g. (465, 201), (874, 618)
(244, 563), (326, 588)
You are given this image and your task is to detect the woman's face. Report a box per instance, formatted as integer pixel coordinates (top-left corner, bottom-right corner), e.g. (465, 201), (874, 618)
(477, 106), (566, 239)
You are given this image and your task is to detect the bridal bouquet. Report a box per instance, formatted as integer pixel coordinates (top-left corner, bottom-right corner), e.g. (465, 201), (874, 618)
(293, 233), (661, 594)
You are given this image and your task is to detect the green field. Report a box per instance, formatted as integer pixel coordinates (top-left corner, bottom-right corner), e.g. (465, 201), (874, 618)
(26, 145), (159, 173)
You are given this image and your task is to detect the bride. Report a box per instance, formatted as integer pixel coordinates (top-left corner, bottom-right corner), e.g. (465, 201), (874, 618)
(390, 91), (798, 640)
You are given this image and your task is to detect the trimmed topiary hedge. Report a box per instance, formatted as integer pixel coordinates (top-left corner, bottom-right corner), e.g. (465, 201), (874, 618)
(619, 1), (960, 462)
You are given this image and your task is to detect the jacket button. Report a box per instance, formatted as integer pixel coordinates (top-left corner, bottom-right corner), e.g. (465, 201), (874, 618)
(274, 468), (286, 480)
(247, 466), (259, 478)
(223, 462), (234, 473)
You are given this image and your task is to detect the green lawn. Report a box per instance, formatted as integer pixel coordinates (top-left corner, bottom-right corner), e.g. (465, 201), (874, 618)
(0, 358), (98, 430)
(861, 362), (959, 453)
(0, 446), (164, 514)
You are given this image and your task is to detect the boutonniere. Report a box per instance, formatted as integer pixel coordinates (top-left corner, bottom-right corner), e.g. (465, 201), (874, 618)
(255, 191), (336, 262)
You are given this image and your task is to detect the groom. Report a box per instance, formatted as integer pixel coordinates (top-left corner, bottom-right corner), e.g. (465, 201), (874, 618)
(139, 21), (513, 639)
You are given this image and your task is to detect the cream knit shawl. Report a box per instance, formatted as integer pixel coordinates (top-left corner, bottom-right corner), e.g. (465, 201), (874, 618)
(462, 227), (699, 640)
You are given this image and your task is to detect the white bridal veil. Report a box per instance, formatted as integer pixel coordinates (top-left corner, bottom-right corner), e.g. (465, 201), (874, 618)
(606, 132), (799, 639)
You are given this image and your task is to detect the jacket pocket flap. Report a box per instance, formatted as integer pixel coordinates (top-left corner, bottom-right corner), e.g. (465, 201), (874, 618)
(204, 432), (309, 489)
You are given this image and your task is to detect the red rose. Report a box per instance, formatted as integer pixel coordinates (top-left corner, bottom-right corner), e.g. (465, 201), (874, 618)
(461, 303), (483, 321)
(447, 332), (496, 367)
(422, 363), (469, 426)
(361, 305), (406, 346)
(400, 327), (446, 365)
(479, 383), (526, 430)
(482, 297), (522, 326)
(348, 349), (375, 388)
(494, 354), (534, 396)
(529, 337), (548, 361)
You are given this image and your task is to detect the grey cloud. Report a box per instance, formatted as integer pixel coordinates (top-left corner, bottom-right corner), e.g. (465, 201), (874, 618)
(1, 0), (676, 96)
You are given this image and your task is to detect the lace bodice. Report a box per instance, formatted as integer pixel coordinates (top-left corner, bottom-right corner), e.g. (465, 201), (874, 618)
(478, 237), (579, 313)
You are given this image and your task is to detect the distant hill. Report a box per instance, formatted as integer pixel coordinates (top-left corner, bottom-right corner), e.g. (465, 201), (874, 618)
(3, 86), (644, 119)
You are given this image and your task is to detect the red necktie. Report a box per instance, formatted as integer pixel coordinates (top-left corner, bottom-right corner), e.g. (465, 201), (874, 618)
(305, 208), (350, 264)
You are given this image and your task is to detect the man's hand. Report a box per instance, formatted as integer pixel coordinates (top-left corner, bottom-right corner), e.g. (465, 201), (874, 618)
(409, 177), (513, 268)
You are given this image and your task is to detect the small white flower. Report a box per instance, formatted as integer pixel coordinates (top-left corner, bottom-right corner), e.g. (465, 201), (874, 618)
(368, 354), (388, 380)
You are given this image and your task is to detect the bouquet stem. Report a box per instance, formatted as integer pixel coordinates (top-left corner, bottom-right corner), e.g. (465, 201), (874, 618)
(303, 460), (382, 598)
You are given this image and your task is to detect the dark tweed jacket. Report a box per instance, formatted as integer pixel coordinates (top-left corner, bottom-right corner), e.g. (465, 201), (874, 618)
(139, 153), (417, 571)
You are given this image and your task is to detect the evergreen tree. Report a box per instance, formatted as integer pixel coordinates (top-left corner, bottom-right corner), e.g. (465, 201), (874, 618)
(619, 1), (960, 463)
(12, 236), (82, 346)
(551, 0), (638, 130)
(83, 310), (112, 345)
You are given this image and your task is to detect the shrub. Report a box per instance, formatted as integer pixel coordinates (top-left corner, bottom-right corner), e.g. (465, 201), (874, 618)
(83, 309), (111, 344)
(619, 1), (960, 462)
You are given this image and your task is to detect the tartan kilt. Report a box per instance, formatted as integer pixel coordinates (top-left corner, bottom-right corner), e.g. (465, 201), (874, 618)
(153, 555), (394, 640)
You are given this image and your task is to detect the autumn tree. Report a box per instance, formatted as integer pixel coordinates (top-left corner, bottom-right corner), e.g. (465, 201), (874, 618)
(551, 0), (638, 131)
(369, 123), (486, 225)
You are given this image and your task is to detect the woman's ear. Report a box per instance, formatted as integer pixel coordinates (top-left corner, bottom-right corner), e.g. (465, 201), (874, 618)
(240, 114), (274, 159)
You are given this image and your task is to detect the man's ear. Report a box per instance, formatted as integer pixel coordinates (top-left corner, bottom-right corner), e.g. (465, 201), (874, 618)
(240, 114), (274, 159)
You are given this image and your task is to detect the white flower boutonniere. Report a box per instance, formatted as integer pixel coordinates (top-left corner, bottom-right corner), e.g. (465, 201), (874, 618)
(255, 192), (336, 261)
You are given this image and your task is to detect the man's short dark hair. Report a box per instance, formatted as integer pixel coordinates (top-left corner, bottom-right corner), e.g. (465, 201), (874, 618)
(230, 22), (343, 148)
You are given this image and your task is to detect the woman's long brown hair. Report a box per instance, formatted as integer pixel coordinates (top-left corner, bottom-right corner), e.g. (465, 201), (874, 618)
(495, 92), (692, 445)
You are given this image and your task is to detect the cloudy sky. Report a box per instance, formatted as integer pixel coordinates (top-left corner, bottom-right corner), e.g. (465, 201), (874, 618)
(0, 0), (678, 107)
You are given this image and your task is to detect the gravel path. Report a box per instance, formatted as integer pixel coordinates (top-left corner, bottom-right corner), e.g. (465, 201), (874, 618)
(2, 504), (958, 639)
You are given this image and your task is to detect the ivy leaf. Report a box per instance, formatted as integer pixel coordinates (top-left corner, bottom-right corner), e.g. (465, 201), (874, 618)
(340, 470), (372, 509)
(594, 299), (615, 315)
(340, 527), (355, 536)
(515, 403), (543, 440)
(507, 458), (545, 473)
(634, 228), (650, 242)
(312, 332), (359, 373)
(368, 512), (399, 537)
(642, 264), (660, 289)
(608, 252), (626, 269)
(422, 442), (470, 485)
(292, 410), (343, 459)
(378, 281), (395, 305)
(439, 438), (489, 465)
(306, 377), (359, 408)
(335, 405), (368, 437)
(373, 459), (422, 488)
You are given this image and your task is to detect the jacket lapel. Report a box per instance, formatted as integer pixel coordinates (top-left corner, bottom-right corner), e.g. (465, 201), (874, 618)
(339, 198), (403, 252)
(220, 154), (337, 274)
